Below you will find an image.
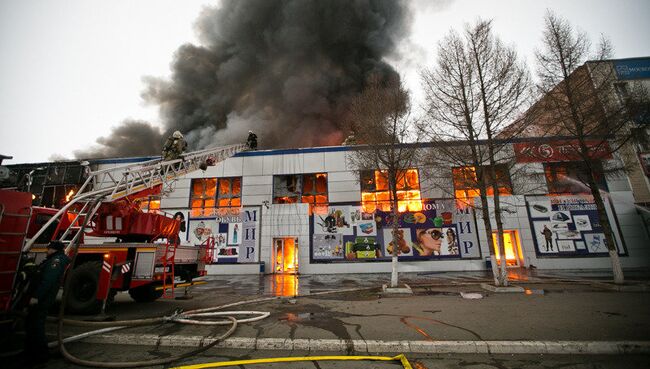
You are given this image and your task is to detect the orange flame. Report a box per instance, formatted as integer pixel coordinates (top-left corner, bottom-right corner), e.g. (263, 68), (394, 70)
(65, 189), (75, 202)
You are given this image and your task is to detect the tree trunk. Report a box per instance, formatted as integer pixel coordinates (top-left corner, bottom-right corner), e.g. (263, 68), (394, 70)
(587, 174), (625, 284)
(476, 186), (500, 285)
(389, 177), (400, 288)
(493, 193), (509, 287)
(487, 155), (509, 287)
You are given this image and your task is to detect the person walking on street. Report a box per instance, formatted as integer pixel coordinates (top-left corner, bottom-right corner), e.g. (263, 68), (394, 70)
(247, 130), (258, 150)
(541, 225), (554, 251)
(24, 241), (70, 364)
(162, 131), (188, 161)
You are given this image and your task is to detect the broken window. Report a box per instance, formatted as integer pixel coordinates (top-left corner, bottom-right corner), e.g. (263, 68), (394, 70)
(301, 173), (328, 207)
(273, 173), (328, 211)
(360, 169), (422, 213)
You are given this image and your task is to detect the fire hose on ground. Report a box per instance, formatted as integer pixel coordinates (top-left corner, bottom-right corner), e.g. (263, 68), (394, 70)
(47, 207), (406, 368)
(50, 288), (396, 368)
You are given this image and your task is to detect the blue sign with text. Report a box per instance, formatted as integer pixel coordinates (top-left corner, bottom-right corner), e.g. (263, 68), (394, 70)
(614, 59), (650, 80)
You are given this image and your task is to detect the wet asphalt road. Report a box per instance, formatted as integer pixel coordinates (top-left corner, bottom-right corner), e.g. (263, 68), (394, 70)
(3, 269), (650, 368)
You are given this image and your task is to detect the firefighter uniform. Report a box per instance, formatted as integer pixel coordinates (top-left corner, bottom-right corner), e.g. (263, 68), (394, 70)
(24, 242), (70, 363)
(247, 131), (258, 150)
(162, 131), (188, 161)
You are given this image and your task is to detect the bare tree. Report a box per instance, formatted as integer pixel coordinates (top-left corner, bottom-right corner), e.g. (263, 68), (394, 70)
(345, 75), (420, 288)
(420, 19), (532, 286)
(534, 11), (650, 284)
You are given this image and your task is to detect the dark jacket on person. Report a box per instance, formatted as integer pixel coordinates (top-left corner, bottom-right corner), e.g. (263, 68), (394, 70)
(34, 251), (70, 305)
(247, 132), (258, 150)
(162, 136), (188, 161)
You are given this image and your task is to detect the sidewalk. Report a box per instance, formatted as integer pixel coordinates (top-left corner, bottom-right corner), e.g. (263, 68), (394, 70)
(69, 269), (650, 355)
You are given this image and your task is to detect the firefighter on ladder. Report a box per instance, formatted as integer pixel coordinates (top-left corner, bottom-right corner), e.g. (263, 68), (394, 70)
(24, 241), (70, 364)
(162, 130), (188, 161)
(247, 130), (258, 150)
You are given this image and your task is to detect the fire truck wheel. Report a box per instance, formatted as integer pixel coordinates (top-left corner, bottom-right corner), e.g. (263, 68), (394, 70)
(65, 261), (102, 314)
(128, 284), (164, 303)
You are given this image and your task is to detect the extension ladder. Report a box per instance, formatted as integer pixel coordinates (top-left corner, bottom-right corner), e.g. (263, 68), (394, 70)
(0, 194), (32, 312)
(24, 143), (247, 253)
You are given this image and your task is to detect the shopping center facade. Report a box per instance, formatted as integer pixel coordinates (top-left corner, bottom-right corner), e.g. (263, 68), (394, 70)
(91, 138), (650, 275)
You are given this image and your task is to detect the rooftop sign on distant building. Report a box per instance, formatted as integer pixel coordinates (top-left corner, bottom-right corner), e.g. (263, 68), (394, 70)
(614, 59), (650, 80)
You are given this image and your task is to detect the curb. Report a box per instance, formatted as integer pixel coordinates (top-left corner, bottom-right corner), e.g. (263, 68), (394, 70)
(480, 283), (525, 293)
(82, 334), (650, 355)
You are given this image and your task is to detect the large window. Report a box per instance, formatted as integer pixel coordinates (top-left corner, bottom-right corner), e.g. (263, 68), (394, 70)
(190, 177), (241, 215)
(217, 177), (242, 207)
(136, 196), (161, 211)
(360, 169), (422, 213)
(273, 173), (328, 207)
(544, 161), (607, 194)
(452, 165), (513, 206)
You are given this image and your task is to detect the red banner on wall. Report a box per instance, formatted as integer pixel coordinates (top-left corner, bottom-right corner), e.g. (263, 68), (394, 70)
(514, 140), (612, 163)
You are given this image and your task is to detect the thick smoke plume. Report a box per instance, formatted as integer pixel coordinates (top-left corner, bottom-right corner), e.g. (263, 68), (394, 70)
(74, 119), (163, 159)
(77, 0), (410, 158)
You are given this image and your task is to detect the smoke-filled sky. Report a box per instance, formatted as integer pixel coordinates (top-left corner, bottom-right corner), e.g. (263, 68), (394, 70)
(1, 0), (649, 163)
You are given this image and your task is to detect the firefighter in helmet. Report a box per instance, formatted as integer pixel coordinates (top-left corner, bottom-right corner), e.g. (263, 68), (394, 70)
(162, 130), (188, 161)
(24, 241), (70, 364)
(247, 130), (258, 150)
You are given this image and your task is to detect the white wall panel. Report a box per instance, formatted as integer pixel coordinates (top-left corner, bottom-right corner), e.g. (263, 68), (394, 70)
(324, 151), (348, 172)
(303, 152), (326, 173)
(244, 175), (273, 186)
(242, 194), (269, 206)
(242, 184), (272, 196)
(328, 170), (358, 182)
(242, 156), (264, 176)
(272, 154), (304, 174)
(223, 156), (243, 177)
(328, 191), (361, 203)
(328, 180), (359, 193)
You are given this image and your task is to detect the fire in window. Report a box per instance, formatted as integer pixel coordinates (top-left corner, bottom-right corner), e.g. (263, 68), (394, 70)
(136, 196), (161, 211)
(360, 169), (422, 213)
(273, 174), (328, 212)
(543, 161), (607, 194)
(190, 177), (242, 216)
(217, 177), (242, 207)
(452, 165), (512, 206)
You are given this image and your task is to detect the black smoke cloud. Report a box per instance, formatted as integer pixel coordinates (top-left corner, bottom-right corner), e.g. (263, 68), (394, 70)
(77, 0), (410, 158)
(74, 120), (163, 159)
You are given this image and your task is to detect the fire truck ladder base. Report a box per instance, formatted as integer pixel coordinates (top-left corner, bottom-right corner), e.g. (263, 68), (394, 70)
(24, 143), (247, 253)
(0, 203), (32, 312)
(161, 240), (177, 298)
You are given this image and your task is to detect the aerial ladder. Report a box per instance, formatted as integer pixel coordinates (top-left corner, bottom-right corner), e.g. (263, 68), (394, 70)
(24, 144), (246, 252)
(16, 143), (247, 311)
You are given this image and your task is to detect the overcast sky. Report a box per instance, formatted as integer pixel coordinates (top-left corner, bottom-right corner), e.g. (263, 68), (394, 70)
(1, 0), (649, 164)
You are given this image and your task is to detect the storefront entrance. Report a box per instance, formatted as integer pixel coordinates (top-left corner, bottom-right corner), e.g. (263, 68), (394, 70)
(273, 238), (298, 274)
(492, 230), (522, 267)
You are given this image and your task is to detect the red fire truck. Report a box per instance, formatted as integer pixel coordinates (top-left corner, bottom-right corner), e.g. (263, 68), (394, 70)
(0, 144), (245, 316)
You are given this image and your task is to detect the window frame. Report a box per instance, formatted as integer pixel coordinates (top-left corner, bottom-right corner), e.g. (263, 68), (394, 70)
(216, 177), (242, 208)
(272, 173), (329, 206)
(360, 169), (422, 212)
(543, 161), (607, 194)
(452, 164), (513, 198)
(190, 177), (242, 214)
